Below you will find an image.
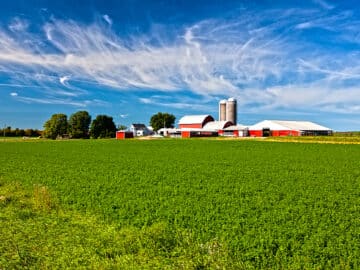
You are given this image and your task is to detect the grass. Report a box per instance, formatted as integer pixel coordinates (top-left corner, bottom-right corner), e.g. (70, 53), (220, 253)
(0, 139), (359, 269)
(264, 135), (360, 144)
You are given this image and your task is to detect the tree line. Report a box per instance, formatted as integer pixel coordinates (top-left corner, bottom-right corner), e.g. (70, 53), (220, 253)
(3, 111), (176, 140)
(43, 111), (117, 139)
(0, 127), (42, 137)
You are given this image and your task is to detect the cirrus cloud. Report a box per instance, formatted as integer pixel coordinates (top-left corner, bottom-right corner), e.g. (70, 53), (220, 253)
(0, 6), (359, 115)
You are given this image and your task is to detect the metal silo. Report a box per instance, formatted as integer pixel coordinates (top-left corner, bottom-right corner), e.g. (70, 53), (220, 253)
(226, 98), (237, 125)
(219, 99), (227, 121)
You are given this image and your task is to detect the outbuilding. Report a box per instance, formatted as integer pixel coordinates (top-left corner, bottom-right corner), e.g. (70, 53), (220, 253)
(248, 120), (333, 137)
(202, 121), (233, 131)
(180, 128), (218, 138)
(116, 131), (134, 139)
(220, 124), (249, 137)
(178, 115), (214, 129)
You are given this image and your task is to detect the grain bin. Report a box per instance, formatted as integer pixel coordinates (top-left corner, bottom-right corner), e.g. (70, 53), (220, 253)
(226, 98), (237, 125)
(219, 100), (227, 121)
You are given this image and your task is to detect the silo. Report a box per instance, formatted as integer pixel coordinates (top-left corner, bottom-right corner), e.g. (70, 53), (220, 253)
(219, 99), (227, 121)
(226, 98), (237, 125)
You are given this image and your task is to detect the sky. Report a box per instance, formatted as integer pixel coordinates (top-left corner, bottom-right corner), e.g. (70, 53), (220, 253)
(0, 0), (359, 131)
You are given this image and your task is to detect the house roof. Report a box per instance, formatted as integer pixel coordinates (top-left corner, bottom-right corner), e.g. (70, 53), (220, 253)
(179, 115), (214, 125)
(249, 120), (332, 131)
(202, 121), (233, 131)
(131, 123), (147, 130)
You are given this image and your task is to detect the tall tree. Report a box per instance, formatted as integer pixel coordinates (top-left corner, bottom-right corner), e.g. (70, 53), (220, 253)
(68, 111), (91, 138)
(89, 115), (116, 139)
(150, 112), (176, 132)
(117, 124), (127, 131)
(43, 114), (68, 139)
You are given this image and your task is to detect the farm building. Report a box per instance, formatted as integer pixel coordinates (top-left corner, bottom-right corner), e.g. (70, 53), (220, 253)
(202, 120), (233, 131)
(219, 124), (249, 137)
(219, 98), (237, 125)
(248, 120), (333, 137)
(130, 123), (153, 136)
(180, 128), (218, 138)
(157, 128), (181, 137)
(116, 131), (134, 139)
(178, 115), (214, 129)
(178, 117), (230, 138)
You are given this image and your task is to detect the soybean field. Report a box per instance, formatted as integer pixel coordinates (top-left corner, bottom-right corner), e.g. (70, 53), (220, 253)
(0, 139), (359, 269)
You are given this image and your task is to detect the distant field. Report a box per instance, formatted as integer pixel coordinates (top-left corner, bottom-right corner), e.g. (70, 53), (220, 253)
(264, 135), (360, 144)
(0, 139), (359, 269)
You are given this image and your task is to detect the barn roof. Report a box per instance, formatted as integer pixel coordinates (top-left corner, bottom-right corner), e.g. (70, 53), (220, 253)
(249, 120), (331, 131)
(179, 115), (214, 125)
(203, 121), (233, 131)
(223, 124), (248, 131)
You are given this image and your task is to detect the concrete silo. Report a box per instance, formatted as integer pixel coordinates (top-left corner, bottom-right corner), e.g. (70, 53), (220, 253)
(226, 98), (237, 125)
(219, 99), (227, 121)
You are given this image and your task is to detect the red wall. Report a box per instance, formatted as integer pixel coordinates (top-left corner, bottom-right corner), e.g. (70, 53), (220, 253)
(272, 130), (300, 136)
(249, 130), (263, 137)
(181, 131), (191, 138)
(179, 123), (203, 129)
(116, 131), (134, 139)
(249, 130), (300, 137)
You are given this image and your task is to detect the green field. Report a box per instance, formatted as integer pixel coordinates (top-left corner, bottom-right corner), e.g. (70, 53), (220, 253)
(0, 139), (359, 269)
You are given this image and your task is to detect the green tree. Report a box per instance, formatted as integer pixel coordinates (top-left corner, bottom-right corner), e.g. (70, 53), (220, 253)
(43, 114), (68, 139)
(117, 124), (127, 131)
(150, 112), (176, 132)
(89, 115), (116, 139)
(68, 111), (91, 138)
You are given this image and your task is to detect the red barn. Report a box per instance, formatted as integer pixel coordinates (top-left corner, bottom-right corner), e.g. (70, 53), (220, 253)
(179, 115), (214, 129)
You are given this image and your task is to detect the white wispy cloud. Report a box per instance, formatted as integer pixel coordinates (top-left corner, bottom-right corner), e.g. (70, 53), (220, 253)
(312, 0), (335, 10)
(59, 75), (70, 86)
(0, 7), (359, 114)
(13, 94), (108, 107)
(102, 14), (112, 26)
(10, 92), (18, 96)
(8, 17), (29, 32)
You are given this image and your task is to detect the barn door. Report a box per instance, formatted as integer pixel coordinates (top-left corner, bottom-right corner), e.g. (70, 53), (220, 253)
(262, 128), (271, 137)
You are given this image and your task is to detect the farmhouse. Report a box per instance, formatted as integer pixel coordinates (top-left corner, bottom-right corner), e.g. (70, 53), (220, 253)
(248, 120), (333, 137)
(130, 123), (153, 136)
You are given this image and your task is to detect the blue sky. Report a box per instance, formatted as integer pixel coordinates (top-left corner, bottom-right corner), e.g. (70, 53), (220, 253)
(0, 0), (359, 131)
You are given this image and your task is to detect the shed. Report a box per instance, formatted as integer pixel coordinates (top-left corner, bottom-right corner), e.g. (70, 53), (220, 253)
(116, 131), (134, 139)
(248, 120), (332, 137)
(220, 124), (249, 137)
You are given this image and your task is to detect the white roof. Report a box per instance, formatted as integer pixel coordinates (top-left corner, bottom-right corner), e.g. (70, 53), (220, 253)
(249, 120), (332, 131)
(224, 124), (248, 131)
(158, 128), (181, 132)
(179, 115), (213, 125)
(180, 128), (211, 132)
(202, 121), (232, 131)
